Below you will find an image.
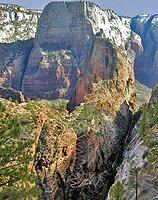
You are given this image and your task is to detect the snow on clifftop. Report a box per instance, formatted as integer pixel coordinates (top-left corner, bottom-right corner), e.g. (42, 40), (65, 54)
(0, 2), (142, 47)
(0, 4), (41, 43)
(82, 2), (141, 47)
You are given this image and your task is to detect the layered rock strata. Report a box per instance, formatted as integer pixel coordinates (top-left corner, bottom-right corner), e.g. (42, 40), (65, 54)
(21, 1), (140, 100)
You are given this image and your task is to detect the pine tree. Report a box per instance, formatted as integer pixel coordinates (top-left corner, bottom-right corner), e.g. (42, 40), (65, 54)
(127, 162), (139, 200)
(149, 102), (158, 126)
(139, 107), (150, 138)
(109, 181), (126, 200)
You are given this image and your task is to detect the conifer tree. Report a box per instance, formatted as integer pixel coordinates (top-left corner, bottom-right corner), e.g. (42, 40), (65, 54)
(139, 107), (150, 138)
(127, 162), (139, 200)
(109, 181), (126, 200)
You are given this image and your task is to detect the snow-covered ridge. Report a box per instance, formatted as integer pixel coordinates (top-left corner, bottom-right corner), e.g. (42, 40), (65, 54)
(0, 4), (41, 43)
(83, 2), (141, 47)
(131, 13), (158, 37)
(0, 2), (142, 48)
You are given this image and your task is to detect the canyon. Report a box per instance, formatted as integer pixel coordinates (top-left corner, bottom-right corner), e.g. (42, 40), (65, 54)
(0, 1), (157, 200)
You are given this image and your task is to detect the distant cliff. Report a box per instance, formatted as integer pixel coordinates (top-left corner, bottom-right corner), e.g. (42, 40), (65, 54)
(0, 2), (158, 100)
(131, 14), (158, 88)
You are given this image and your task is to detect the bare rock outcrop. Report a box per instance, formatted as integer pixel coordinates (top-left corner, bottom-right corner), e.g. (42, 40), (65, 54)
(0, 86), (24, 102)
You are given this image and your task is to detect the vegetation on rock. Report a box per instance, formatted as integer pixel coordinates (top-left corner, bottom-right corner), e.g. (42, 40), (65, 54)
(0, 100), (38, 199)
(0, 98), (74, 199)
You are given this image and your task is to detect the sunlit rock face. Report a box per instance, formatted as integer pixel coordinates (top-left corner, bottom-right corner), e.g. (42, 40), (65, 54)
(21, 1), (139, 100)
(67, 37), (136, 113)
(22, 2), (94, 99)
(131, 14), (158, 88)
(0, 4), (41, 43)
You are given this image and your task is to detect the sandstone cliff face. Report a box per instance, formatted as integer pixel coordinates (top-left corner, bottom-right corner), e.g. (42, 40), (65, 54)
(68, 36), (136, 113)
(131, 14), (158, 88)
(22, 2), (94, 99)
(21, 1), (140, 100)
(0, 4), (41, 43)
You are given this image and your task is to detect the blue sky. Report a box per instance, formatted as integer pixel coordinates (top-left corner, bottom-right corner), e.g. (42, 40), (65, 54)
(0, 0), (158, 16)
